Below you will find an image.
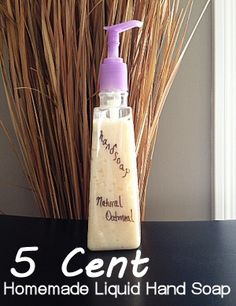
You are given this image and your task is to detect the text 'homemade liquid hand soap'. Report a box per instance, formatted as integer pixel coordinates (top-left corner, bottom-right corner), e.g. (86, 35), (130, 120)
(88, 20), (143, 251)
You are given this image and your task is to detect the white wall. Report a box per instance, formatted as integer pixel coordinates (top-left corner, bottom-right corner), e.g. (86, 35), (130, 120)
(0, 0), (212, 220)
(146, 0), (212, 221)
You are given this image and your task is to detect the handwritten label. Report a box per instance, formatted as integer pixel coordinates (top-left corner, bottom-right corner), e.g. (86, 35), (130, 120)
(96, 195), (135, 223)
(96, 196), (123, 208)
(105, 209), (134, 222)
(99, 130), (130, 178)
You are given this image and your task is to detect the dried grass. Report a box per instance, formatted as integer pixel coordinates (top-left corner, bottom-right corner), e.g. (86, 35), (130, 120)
(0, 0), (210, 220)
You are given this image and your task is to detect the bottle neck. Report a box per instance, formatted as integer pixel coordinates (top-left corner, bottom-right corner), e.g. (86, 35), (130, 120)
(99, 91), (128, 107)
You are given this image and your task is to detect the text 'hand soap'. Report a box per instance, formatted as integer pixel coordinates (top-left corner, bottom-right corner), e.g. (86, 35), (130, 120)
(88, 20), (143, 251)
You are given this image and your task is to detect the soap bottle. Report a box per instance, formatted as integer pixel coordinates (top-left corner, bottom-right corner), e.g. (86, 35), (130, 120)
(88, 20), (143, 251)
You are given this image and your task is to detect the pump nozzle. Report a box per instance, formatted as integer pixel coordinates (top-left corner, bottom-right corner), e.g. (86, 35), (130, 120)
(104, 20), (143, 58)
(100, 20), (143, 92)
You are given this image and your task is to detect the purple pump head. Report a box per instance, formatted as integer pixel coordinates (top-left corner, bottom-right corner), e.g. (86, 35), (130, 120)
(99, 20), (143, 92)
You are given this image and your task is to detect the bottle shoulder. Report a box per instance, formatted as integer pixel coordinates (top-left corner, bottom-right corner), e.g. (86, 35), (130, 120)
(93, 105), (132, 111)
(93, 106), (133, 120)
(99, 91), (128, 108)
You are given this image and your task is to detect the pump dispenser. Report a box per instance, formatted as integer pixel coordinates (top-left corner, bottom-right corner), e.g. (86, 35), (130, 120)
(87, 20), (143, 251)
(100, 20), (142, 92)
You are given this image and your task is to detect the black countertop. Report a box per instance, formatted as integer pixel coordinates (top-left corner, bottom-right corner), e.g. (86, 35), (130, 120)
(0, 215), (235, 306)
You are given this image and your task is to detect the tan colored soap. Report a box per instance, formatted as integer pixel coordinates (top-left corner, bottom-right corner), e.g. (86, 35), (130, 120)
(87, 116), (141, 251)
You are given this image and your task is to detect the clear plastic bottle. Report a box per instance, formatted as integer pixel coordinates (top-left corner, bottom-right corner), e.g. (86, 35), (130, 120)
(87, 21), (143, 251)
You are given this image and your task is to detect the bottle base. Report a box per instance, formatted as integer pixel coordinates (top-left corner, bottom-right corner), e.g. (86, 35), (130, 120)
(87, 238), (141, 252)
